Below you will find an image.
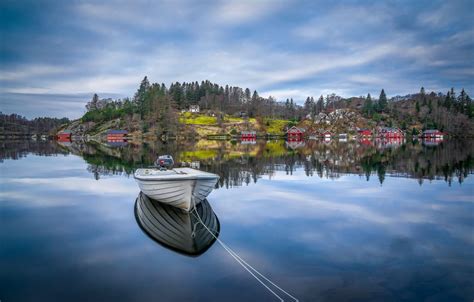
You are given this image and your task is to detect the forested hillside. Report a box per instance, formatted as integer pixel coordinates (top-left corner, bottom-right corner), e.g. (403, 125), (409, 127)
(0, 113), (69, 138)
(75, 77), (474, 137)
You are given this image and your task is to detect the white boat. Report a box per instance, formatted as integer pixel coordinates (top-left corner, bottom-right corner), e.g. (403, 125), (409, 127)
(134, 161), (219, 211)
(135, 192), (219, 256)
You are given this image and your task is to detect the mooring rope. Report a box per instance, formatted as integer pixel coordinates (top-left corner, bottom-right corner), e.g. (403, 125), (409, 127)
(191, 200), (299, 302)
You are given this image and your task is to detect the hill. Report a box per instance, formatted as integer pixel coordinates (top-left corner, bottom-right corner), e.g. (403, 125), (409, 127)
(59, 78), (474, 139)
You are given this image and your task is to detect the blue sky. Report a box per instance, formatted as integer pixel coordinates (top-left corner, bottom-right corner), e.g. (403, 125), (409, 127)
(1, 0), (473, 118)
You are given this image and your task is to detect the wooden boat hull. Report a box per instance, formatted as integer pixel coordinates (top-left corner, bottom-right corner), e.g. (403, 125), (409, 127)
(135, 193), (220, 256)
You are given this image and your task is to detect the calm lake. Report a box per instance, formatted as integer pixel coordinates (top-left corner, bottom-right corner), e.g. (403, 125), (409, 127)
(1, 138), (473, 301)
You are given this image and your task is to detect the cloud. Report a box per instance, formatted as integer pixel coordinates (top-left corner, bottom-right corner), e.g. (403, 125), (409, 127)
(0, 64), (72, 81)
(5, 176), (138, 196)
(213, 0), (286, 25)
(0, 92), (123, 119)
(0, 0), (473, 117)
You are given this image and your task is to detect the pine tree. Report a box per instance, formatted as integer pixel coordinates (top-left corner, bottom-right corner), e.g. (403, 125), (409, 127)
(458, 88), (467, 114)
(378, 89), (388, 112)
(317, 95), (324, 114)
(420, 86), (425, 95)
(304, 97), (311, 112)
(290, 98), (295, 119)
(445, 91), (452, 110)
(363, 93), (373, 117)
(134, 76), (151, 118)
(86, 93), (100, 112)
(466, 95), (473, 118)
(310, 97), (316, 120)
(244, 88), (251, 102)
(420, 86), (427, 106)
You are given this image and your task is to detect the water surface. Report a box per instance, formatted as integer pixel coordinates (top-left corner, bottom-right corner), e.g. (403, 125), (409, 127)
(1, 139), (473, 301)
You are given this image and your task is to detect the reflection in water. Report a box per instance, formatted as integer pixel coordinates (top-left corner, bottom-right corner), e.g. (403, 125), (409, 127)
(106, 140), (128, 148)
(1, 139), (473, 301)
(2, 138), (473, 186)
(135, 193), (219, 256)
(0, 139), (68, 161)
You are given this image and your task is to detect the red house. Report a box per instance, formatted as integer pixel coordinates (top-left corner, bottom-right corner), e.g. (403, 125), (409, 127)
(107, 130), (128, 141)
(241, 130), (256, 139)
(57, 130), (72, 141)
(378, 127), (404, 138)
(358, 129), (372, 137)
(286, 126), (305, 141)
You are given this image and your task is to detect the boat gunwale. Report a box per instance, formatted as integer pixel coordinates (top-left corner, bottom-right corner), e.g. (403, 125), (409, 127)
(134, 175), (219, 182)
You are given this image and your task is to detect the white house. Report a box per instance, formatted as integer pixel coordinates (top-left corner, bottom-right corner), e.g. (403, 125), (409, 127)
(189, 105), (200, 113)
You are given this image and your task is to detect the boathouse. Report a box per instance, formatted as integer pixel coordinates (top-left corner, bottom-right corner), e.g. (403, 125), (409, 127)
(286, 126), (305, 140)
(378, 127), (404, 138)
(241, 130), (256, 139)
(358, 129), (372, 137)
(57, 130), (72, 140)
(107, 130), (128, 141)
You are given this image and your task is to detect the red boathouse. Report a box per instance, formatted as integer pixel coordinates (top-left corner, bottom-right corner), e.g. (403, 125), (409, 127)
(358, 129), (372, 137)
(57, 130), (72, 140)
(378, 127), (404, 138)
(241, 130), (256, 139)
(286, 126), (305, 141)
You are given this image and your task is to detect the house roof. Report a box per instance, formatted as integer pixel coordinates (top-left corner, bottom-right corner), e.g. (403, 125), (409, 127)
(107, 129), (128, 134)
(59, 130), (72, 134)
(287, 126), (305, 133)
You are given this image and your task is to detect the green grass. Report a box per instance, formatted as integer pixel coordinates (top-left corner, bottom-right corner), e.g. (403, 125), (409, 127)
(264, 119), (289, 134)
(223, 115), (243, 123)
(179, 112), (217, 125)
(223, 115), (257, 124)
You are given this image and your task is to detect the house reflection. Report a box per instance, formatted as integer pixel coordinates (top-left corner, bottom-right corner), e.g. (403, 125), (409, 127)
(3, 138), (472, 186)
(106, 140), (128, 148)
(135, 193), (220, 257)
(285, 140), (306, 150)
(423, 137), (444, 146)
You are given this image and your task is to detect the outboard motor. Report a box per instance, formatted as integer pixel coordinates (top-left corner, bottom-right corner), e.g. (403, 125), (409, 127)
(155, 155), (174, 170)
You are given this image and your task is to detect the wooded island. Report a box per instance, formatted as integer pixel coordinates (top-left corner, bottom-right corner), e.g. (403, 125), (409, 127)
(2, 76), (473, 139)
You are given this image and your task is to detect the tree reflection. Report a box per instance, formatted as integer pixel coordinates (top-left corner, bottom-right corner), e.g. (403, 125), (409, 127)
(1, 138), (472, 186)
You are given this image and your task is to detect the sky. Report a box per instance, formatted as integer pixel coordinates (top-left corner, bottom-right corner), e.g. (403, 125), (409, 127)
(1, 0), (473, 118)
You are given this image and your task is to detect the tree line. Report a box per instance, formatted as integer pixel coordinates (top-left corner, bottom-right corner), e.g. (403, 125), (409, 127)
(0, 112), (69, 136)
(83, 77), (308, 123)
(82, 76), (473, 136)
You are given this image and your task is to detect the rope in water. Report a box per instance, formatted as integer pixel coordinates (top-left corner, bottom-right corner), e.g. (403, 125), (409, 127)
(191, 200), (299, 302)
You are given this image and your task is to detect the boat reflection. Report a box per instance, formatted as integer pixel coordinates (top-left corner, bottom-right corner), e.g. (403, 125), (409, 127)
(135, 193), (220, 256)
